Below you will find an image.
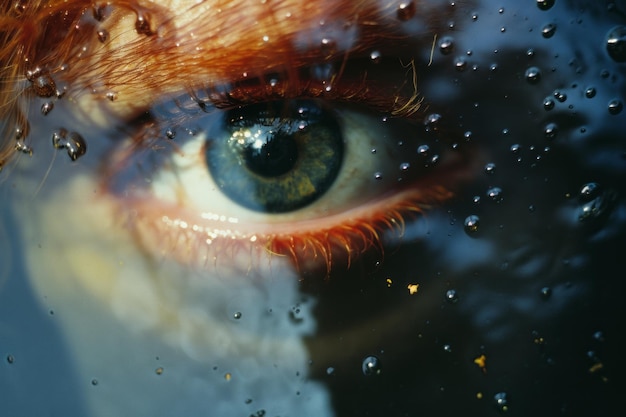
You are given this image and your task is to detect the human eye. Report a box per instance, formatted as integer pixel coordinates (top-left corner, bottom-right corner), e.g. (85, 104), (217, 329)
(103, 76), (471, 274)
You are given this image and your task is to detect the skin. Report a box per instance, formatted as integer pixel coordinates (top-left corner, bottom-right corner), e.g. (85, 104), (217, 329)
(1, 1), (625, 416)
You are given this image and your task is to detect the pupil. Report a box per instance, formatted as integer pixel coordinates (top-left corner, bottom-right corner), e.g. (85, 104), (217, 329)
(243, 131), (299, 178)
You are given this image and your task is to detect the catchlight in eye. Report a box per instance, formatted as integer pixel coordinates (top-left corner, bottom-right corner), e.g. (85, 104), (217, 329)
(206, 100), (344, 213)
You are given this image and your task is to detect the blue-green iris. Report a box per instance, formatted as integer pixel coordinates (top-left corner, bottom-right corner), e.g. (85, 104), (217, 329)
(205, 100), (344, 213)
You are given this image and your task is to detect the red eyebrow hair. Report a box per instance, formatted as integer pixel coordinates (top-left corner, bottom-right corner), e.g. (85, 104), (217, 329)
(0, 0), (455, 169)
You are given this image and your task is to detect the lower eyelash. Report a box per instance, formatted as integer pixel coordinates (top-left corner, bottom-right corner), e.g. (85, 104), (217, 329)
(115, 183), (453, 278)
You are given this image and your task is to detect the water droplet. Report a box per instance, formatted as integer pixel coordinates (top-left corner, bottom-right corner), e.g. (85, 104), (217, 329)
(585, 87), (596, 98)
(536, 0), (555, 11)
(471, 12), (478, 21)
(374, 172), (383, 180)
(155, 367), (164, 375)
(320, 37), (337, 57)
(490, 63), (498, 72)
(443, 344), (452, 352)
(544, 122), (558, 140)
(493, 392), (510, 412)
(439, 36), (454, 55)
(510, 143), (521, 153)
(472, 195), (481, 204)
(399, 162), (410, 171)
(397, 1), (416, 21)
(41, 101), (54, 115)
(553, 91), (567, 102)
(527, 48), (535, 57)
(464, 215), (480, 235)
(165, 129), (176, 140)
(540, 287), (552, 299)
(542, 23), (557, 38)
(445, 289), (459, 303)
(233, 312), (242, 320)
(361, 356), (381, 376)
(484, 163), (496, 175)
(105, 91), (117, 101)
(543, 97), (555, 110)
(29, 70), (57, 98)
(326, 367), (335, 375)
(51, 129), (87, 161)
(606, 26), (626, 62)
(498, 8), (505, 14)
(608, 99), (623, 115)
(135, 12), (153, 36)
(424, 113), (442, 131)
(97, 28), (109, 43)
(486, 187), (503, 203)
(593, 331), (605, 342)
(454, 56), (467, 71)
(417, 144), (430, 155)
(6, 354), (14, 364)
(370, 50), (381, 63)
(91, 378), (98, 386)
(578, 182), (612, 222)
(525, 66), (541, 84)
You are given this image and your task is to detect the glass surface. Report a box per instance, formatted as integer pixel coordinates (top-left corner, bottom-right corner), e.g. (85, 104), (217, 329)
(1, 1), (624, 416)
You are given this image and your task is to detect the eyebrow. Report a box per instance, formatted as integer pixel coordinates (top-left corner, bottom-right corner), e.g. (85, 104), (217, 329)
(0, 0), (454, 168)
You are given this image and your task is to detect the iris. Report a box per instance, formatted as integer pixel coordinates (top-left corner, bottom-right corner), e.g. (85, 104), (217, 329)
(205, 100), (344, 213)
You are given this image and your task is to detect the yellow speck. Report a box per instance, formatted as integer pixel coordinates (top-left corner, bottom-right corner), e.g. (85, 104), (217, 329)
(476, 392), (483, 400)
(224, 372), (232, 381)
(474, 354), (487, 373)
(407, 283), (419, 295)
(386, 278), (393, 287)
(155, 367), (163, 375)
(589, 362), (604, 373)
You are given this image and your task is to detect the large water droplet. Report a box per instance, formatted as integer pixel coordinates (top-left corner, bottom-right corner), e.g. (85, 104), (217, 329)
(454, 56), (468, 71)
(544, 122), (558, 140)
(97, 28), (109, 43)
(542, 23), (557, 38)
(362, 356), (382, 376)
(397, 1), (416, 21)
(585, 87), (596, 98)
(29, 70), (57, 98)
(464, 215), (480, 235)
(606, 26), (626, 62)
(486, 187), (503, 203)
(484, 163), (496, 175)
(536, 0), (555, 11)
(445, 289), (459, 303)
(543, 97), (555, 111)
(525, 66), (541, 84)
(493, 392), (510, 412)
(41, 102), (54, 115)
(369, 50), (381, 63)
(608, 99), (623, 115)
(578, 182), (613, 222)
(439, 36), (455, 55)
(51, 129), (87, 161)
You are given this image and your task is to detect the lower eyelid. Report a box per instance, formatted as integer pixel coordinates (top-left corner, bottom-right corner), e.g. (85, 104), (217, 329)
(112, 163), (465, 274)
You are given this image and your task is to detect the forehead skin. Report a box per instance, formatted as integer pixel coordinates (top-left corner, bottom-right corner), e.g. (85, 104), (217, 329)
(0, 0), (456, 165)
